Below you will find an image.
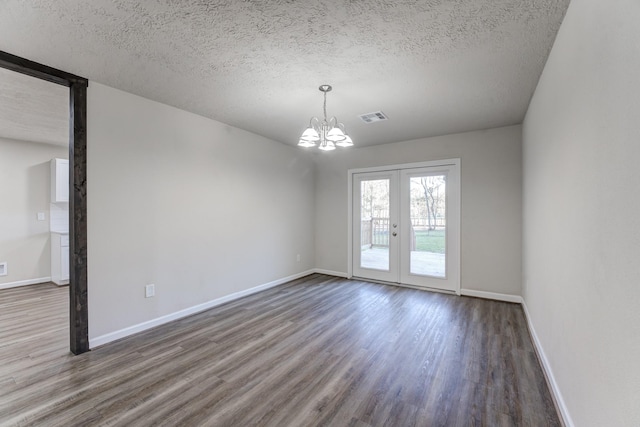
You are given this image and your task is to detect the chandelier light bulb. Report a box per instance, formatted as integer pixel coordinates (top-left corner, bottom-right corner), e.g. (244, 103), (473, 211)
(318, 140), (336, 151)
(335, 134), (353, 147)
(300, 127), (319, 142)
(326, 126), (346, 142)
(298, 139), (316, 148)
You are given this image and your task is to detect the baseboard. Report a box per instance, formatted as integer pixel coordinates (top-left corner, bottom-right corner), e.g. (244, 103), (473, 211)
(313, 268), (349, 278)
(0, 277), (52, 290)
(89, 269), (315, 349)
(460, 288), (523, 304)
(312, 275), (521, 302)
(522, 300), (574, 427)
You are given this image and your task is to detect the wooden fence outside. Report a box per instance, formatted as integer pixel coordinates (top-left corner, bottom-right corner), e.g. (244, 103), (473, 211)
(360, 217), (446, 249)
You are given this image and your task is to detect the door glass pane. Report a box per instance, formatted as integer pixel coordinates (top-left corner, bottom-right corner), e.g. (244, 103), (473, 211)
(360, 179), (390, 271)
(409, 175), (446, 277)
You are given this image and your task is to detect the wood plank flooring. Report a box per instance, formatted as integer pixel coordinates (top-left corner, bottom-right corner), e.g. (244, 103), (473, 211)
(0, 274), (560, 426)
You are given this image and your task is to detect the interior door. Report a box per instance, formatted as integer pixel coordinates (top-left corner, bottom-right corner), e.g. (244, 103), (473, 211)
(351, 161), (460, 294)
(352, 171), (399, 282)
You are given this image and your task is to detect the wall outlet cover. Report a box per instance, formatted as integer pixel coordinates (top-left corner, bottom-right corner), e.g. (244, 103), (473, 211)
(145, 284), (155, 298)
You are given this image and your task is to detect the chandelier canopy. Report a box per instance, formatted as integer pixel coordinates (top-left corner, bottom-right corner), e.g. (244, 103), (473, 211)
(298, 85), (353, 151)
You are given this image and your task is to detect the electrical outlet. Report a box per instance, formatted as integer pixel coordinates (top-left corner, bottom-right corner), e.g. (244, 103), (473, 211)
(0, 262), (6, 277)
(296, 254), (301, 262)
(37, 212), (45, 221)
(145, 284), (155, 298)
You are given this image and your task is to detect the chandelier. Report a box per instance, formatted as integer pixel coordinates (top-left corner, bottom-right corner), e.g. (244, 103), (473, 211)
(298, 85), (353, 151)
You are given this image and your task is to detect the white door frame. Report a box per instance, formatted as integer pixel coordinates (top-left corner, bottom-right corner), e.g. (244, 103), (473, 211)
(352, 170), (400, 282)
(347, 159), (461, 295)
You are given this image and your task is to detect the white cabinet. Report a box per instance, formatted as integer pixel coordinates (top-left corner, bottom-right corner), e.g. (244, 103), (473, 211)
(51, 158), (69, 203)
(51, 232), (70, 286)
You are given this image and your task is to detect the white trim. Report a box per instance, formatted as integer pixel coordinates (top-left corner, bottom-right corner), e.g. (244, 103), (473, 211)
(347, 159), (460, 280)
(460, 289), (523, 304)
(399, 164), (460, 294)
(313, 268), (349, 278)
(310, 273), (522, 304)
(352, 276), (457, 295)
(347, 158), (461, 294)
(0, 277), (52, 290)
(351, 170), (401, 283)
(346, 171), (362, 280)
(522, 300), (574, 427)
(89, 269), (315, 349)
(348, 158), (461, 175)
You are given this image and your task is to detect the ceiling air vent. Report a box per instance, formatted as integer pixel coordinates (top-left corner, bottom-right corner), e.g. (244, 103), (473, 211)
(358, 111), (388, 123)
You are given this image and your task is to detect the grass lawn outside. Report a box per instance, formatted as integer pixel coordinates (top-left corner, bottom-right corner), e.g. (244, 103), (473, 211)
(414, 229), (446, 253)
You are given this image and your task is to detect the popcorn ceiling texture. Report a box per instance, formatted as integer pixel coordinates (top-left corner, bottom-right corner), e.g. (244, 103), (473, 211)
(0, 67), (68, 146)
(0, 0), (570, 147)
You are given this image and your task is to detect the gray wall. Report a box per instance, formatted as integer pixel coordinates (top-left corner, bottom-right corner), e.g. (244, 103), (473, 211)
(87, 83), (316, 342)
(315, 125), (522, 296)
(523, 0), (640, 425)
(0, 137), (67, 287)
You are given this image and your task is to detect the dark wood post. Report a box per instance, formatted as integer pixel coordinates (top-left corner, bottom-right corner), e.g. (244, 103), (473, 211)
(69, 81), (89, 354)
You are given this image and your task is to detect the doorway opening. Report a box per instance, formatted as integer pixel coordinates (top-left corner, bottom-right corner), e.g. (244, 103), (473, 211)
(0, 51), (89, 354)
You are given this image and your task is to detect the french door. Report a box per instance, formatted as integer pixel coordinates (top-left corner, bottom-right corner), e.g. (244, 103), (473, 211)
(350, 160), (460, 293)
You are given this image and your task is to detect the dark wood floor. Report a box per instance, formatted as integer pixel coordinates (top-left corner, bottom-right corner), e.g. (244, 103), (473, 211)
(0, 274), (560, 426)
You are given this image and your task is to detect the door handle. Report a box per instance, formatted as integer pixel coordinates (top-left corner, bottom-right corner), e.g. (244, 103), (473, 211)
(392, 232), (397, 237)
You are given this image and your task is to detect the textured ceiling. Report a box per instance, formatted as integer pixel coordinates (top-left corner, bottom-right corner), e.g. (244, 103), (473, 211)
(0, 0), (570, 148)
(0, 67), (68, 146)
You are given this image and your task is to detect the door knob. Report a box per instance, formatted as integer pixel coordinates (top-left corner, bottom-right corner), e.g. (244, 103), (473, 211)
(392, 232), (397, 236)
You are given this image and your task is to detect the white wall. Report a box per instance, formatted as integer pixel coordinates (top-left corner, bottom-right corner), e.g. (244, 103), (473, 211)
(87, 83), (315, 341)
(0, 137), (67, 287)
(522, 1), (640, 425)
(315, 125), (522, 296)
